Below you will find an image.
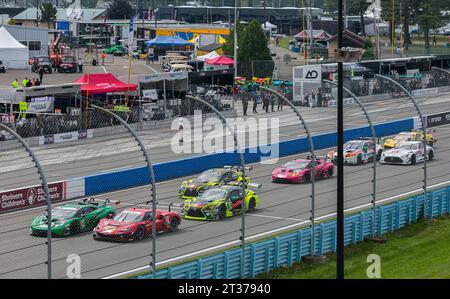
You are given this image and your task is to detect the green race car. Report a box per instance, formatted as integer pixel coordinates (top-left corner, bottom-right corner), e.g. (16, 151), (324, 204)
(105, 44), (127, 56)
(181, 185), (260, 221)
(178, 166), (251, 199)
(30, 198), (117, 237)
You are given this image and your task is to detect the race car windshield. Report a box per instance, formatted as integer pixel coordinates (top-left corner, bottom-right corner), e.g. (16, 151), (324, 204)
(282, 161), (309, 170)
(113, 211), (143, 222)
(199, 189), (227, 202)
(52, 207), (77, 220)
(197, 170), (221, 182)
(344, 141), (363, 150)
(62, 57), (75, 63)
(397, 144), (417, 150)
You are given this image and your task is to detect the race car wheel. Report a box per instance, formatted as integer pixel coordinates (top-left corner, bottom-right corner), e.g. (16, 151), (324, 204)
(410, 154), (416, 165)
(357, 154), (362, 165)
(170, 218), (179, 232)
(69, 221), (80, 235)
(135, 226), (145, 241)
(218, 205), (227, 220)
(248, 198), (256, 212)
(327, 167), (333, 177)
(428, 151), (434, 161)
(303, 173), (311, 183)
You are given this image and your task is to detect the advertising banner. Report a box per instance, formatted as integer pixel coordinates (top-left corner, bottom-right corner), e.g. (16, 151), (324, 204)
(27, 96), (54, 113)
(425, 111), (450, 128)
(0, 181), (67, 213)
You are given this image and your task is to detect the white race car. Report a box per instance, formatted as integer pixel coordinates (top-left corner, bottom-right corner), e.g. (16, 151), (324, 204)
(327, 139), (383, 165)
(380, 141), (434, 165)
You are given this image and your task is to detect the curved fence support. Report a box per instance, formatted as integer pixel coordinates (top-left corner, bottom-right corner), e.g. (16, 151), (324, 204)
(374, 74), (429, 219)
(259, 86), (318, 257)
(323, 80), (379, 238)
(90, 105), (158, 278)
(0, 123), (52, 278)
(184, 95), (248, 277)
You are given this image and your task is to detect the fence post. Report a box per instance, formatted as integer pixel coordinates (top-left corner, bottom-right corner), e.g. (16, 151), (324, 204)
(274, 237), (280, 269)
(378, 206), (384, 235)
(296, 230), (303, 262)
(396, 202), (401, 229)
(250, 243), (257, 277)
(359, 212), (365, 241)
(197, 259), (203, 279)
(223, 251), (229, 279)
(0, 123), (52, 279)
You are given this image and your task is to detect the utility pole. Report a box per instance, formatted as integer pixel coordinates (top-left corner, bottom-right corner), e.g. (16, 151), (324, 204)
(337, 0), (345, 280)
(233, 0), (238, 110)
(309, 0), (313, 62)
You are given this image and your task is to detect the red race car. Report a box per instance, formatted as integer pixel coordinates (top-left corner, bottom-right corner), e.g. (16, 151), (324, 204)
(93, 206), (181, 242)
(272, 157), (334, 184)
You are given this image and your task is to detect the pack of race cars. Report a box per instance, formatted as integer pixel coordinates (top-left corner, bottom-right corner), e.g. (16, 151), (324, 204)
(29, 130), (436, 242)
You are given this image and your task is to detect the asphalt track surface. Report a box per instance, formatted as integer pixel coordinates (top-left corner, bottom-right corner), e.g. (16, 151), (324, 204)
(1, 122), (449, 278)
(1, 93), (450, 191)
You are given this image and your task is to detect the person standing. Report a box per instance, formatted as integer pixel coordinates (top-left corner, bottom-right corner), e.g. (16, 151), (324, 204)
(277, 95), (283, 111)
(263, 92), (269, 113)
(11, 79), (19, 88)
(270, 95), (275, 112)
(21, 77), (28, 87)
(39, 66), (44, 84)
(31, 78), (36, 86)
(78, 57), (84, 73)
(53, 58), (59, 73)
(252, 92), (258, 113)
(35, 78), (41, 86)
(242, 95), (248, 116)
(101, 51), (106, 65)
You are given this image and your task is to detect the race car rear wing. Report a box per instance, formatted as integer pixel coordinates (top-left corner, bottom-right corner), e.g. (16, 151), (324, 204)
(227, 181), (262, 190)
(81, 198), (120, 206)
(224, 165), (254, 171)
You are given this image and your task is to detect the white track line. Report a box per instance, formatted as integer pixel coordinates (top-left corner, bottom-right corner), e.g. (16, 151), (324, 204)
(102, 179), (450, 279)
(144, 63), (158, 73)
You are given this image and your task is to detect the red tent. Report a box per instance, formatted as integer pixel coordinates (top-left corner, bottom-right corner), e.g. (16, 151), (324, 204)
(205, 55), (235, 66)
(74, 73), (137, 95)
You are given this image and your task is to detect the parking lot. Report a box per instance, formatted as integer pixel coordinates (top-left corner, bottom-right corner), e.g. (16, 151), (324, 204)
(0, 53), (163, 87)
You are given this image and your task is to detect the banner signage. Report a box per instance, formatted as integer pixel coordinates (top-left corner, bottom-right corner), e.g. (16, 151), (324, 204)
(0, 181), (66, 213)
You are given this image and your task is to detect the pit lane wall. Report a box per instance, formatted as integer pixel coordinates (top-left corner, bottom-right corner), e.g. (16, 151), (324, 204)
(82, 118), (414, 196)
(135, 183), (450, 279)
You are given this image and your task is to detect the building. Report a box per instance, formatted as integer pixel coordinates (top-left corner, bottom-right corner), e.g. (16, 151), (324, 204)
(12, 8), (106, 30)
(327, 29), (366, 60)
(2, 24), (52, 57)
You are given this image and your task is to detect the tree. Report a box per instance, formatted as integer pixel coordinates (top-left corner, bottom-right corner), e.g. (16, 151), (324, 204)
(223, 20), (272, 79)
(40, 3), (57, 29)
(7, 18), (16, 25)
(107, 0), (133, 20)
(325, 0), (371, 35)
(81, 0), (99, 8)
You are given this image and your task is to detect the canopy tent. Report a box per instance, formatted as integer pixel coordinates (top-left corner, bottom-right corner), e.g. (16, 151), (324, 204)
(294, 30), (331, 41)
(0, 26), (29, 69)
(262, 22), (277, 30)
(206, 55), (234, 66)
(144, 36), (193, 47)
(74, 73), (137, 95)
(197, 50), (220, 62)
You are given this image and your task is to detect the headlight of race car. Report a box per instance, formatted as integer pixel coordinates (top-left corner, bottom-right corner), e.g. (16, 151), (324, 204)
(401, 153), (411, 158)
(119, 227), (132, 232)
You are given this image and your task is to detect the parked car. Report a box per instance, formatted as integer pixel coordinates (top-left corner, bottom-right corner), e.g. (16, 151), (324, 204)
(0, 60), (5, 73)
(31, 56), (52, 73)
(300, 42), (328, 58)
(58, 56), (78, 73)
(106, 44), (127, 56)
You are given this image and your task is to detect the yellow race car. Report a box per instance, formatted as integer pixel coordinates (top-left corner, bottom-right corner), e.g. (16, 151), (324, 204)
(383, 130), (436, 149)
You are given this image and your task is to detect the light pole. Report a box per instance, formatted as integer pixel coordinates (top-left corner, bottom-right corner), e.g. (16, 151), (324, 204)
(234, 0), (238, 110)
(337, 0), (344, 280)
(261, 1), (267, 30)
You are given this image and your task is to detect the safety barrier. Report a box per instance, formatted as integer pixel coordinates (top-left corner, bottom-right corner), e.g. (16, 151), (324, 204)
(84, 118), (414, 196)
(135, 184), (450, 279)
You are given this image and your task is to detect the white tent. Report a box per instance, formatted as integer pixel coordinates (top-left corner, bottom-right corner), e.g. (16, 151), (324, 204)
(0, 26), (29, 69)
(197, 50), (220, 62)
(262, 21), (277, 30)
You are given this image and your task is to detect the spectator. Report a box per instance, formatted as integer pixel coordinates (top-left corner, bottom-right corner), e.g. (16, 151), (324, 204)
(78, 57), (84, 73)
(31, 78), (36, 86)
(242, 96), (248, 116)
(53, 58), (59, 72)
(277, 95), (283, 111)
(252, 93), (258, 113)
(270, 95), (275, 112)
(26, 79), (32, 87)
(39, 67), (44, 84)
(35, 78), (41, 86)
(263, 92), (269, 113)
(21, 77), (28, 87)
(101, 51), (106, 65)
(11, 79), (19, 88)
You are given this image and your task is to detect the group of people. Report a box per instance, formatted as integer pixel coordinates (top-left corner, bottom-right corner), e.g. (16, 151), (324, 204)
(11, 77), (42, 88)
(238, 84), (284, 116)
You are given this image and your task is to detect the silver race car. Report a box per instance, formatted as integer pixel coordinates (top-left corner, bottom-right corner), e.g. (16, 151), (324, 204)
(380, 141), (434, 165)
